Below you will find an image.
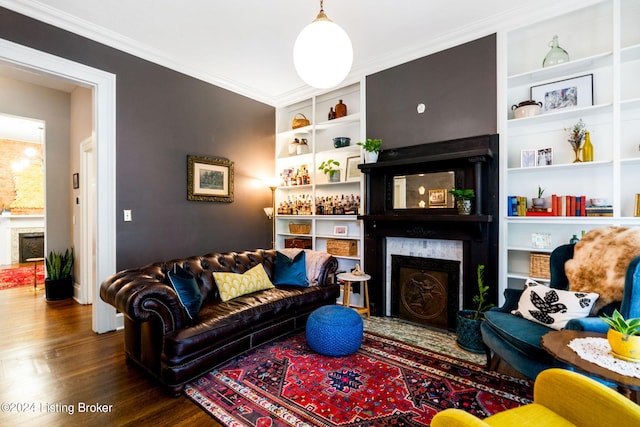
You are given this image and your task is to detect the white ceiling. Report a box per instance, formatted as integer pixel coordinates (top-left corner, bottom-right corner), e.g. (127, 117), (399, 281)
(1, 0), (584, 106)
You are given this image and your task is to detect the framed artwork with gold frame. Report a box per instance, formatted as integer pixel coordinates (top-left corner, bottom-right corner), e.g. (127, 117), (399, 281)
(428, 189), (447, 207)
(187, 155), (234, 202)
(635, 194), (640, 217)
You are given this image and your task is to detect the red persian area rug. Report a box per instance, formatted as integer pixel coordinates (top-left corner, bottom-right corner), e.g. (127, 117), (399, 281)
(0, 265), (45, 290)
(185, 332), (533, 426)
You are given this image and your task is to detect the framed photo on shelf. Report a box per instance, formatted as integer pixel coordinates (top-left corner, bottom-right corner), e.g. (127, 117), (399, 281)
(530, 74), (593, 113)
(635, 194), (640, 217)
(536, 147), (553, 166)
(428, 189), (447, 207)
(521, 149), (536, 168)
(187, 155), (234, 202)
(334, 225), (348, 236)
(345, 156), (361, 182)
(531, 232), (552, 249)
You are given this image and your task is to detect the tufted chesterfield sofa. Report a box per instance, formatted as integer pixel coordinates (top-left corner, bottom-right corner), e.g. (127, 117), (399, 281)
(100, 249), (339, 395)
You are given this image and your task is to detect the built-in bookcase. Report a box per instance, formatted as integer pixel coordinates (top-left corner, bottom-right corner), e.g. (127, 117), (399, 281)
(499, 0), (640, 300)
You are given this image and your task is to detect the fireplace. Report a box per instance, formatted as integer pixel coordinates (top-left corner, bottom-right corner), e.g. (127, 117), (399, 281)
(391, 255), (460, 330)
(359, 134), (499, 321)
(19, 232), (44, 263)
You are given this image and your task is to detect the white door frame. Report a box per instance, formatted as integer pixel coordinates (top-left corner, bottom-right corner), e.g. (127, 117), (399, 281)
(79, 136), (96, 305)
(0, 37), (120, 333)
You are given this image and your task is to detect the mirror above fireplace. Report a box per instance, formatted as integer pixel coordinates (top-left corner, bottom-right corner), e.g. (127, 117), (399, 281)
(393, 171), (455, 209)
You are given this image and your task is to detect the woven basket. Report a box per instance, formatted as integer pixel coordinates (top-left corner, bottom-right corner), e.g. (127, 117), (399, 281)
(288, 223), (311, 234)
(327, 239), (358, 256)
(291, 113), (310, 129)
(529, 253), (551, 279)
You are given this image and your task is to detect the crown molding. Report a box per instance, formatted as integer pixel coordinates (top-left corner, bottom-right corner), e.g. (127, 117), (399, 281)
(1, 0), (598, 107)
(0, 0), (278, 105)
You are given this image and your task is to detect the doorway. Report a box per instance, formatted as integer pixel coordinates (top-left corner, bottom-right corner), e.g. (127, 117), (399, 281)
(0, 38), (119, 333)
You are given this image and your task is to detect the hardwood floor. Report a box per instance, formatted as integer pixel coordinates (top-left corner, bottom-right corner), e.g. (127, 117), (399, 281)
(0, 287), (220, 426)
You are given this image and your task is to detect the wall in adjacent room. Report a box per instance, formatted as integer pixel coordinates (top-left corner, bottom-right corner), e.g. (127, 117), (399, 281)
(0, 7), (275, 270)
(366, 34), (497, 149)
(0, 75), (70, 251)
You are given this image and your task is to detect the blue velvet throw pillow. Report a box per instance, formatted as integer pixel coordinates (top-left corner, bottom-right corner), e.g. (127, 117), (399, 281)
(167, 265), (203, 321)
(274, 250), (308, 287)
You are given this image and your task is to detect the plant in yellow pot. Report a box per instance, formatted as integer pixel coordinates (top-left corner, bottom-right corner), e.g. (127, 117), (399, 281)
(601, 309), (640, 362)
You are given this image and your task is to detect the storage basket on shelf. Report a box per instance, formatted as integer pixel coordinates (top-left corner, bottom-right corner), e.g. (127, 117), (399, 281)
(327, 239), (358, 257)
(291, 113), (310, 129)
(529, 253), (551, 279)
(284, 238), (312, 249)
(288, 223), (311, 234)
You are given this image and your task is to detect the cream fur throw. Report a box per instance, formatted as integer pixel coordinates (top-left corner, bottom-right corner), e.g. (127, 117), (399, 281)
(565, 226), (640, 312)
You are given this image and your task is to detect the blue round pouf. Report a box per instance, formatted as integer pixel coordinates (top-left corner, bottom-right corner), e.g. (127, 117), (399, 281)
(306, 305), (363, 356)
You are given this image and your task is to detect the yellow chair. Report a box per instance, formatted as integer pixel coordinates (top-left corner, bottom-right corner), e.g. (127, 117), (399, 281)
(431, 368), (640, 427)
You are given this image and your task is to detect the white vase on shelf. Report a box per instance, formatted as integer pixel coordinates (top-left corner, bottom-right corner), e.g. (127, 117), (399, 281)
(364, 151), (379, 163)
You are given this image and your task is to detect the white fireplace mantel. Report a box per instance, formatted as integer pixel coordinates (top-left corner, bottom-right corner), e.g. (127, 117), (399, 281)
(0, 214), (45, 265)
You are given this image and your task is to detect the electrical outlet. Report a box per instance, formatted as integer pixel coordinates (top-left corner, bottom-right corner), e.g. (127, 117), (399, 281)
(123, 209), (132, 222)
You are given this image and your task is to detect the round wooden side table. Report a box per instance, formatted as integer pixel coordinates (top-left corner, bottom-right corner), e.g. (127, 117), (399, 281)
(26, 257), (45, 291)
(542, 330), (640, 399)
(336, 272), (371, 317)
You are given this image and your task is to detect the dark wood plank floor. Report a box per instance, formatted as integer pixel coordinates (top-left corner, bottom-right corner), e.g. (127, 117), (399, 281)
(0, 287), (220, 426)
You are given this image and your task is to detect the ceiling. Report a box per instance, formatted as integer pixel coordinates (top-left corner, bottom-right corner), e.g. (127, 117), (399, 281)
(2, 0), (581, 106)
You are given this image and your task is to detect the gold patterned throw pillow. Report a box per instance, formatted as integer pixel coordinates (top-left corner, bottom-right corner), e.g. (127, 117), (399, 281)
(213, 264), (275, 302)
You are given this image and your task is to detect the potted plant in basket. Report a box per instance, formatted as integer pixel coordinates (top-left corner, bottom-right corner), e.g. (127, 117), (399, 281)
(448, 188), (475, 215)
(357, 138), (382, 163)
(318, 159), (341, 183)
(601, 309), (640, 362)
(456, 264), (493, 353)
(45, 247), (74, 301)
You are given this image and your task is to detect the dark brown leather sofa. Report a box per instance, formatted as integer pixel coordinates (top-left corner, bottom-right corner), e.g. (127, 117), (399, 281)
(100, 249), (339, 395)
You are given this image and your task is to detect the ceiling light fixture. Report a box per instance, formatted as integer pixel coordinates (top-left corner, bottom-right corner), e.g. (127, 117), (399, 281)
(293, 0), (353, 89)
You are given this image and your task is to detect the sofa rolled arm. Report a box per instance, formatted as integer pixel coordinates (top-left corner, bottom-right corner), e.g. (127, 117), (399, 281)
(100, 268), (188, 334)
(316, 255), (339, 286)
(565, 317), (609, 334)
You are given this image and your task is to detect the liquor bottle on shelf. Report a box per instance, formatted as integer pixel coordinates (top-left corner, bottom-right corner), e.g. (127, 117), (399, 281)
(315, 194), (360, 215)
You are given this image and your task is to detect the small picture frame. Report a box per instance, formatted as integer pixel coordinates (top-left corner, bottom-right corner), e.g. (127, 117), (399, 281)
(187, 155), (234, 202)
(635, 194), (640, 217)
(334, 225), (348, 236)
(521, 149), (536, 168)
(536, 147), (553, 166)
(530, 74), (593, 113)
(428, 189), (447, 207)
(72, 173), (79, 189)
(345, 156), (361, 182)
(531, 232), (552, 249)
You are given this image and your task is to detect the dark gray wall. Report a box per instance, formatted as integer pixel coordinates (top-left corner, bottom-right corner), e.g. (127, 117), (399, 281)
(367, 34), (497, 149)
(0, 8), (275, 270)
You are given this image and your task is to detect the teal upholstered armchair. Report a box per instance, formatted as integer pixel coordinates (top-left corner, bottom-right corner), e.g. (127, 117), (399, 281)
(481, 242), (640, 380)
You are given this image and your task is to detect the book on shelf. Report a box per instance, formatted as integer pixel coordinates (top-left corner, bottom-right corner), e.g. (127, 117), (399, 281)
(585, 205), (613, 217)
(507, 194), (608, 217)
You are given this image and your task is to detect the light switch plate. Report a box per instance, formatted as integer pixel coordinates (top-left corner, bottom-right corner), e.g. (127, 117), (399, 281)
(123, 209), (132, 222)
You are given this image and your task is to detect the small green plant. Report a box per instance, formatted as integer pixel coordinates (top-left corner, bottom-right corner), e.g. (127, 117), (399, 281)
(601, 309), (640, 336)
(45, 248), (74, 281)
(471, 264), (493, 320)
(537, 186), (545, 198)
(448, 188), (475, 201)
(318, 159), (340, 175)
(357, 138), (382, 153)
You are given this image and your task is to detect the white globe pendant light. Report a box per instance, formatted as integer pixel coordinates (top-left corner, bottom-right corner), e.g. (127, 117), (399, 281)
(293, 1), (353, 89)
